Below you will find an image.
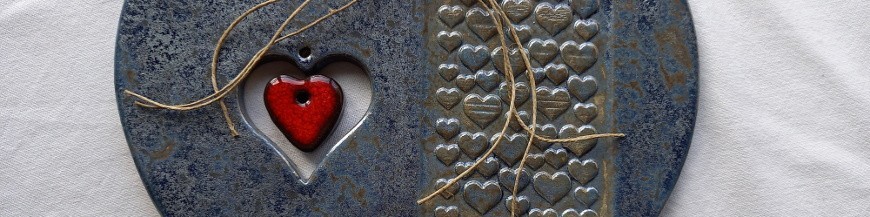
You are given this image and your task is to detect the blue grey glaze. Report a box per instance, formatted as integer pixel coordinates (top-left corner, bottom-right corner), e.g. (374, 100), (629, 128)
(115, 0), (697, 216)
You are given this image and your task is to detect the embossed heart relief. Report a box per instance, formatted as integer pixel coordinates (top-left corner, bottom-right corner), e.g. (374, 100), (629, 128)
(115, 0), (698, 216)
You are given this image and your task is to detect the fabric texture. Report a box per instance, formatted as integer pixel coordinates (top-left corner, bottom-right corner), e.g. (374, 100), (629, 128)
(1, 0), (868, 216)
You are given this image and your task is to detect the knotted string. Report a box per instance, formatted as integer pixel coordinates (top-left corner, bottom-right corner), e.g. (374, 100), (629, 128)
(416, 1), (624, 216)
(123, 0), (358, 137)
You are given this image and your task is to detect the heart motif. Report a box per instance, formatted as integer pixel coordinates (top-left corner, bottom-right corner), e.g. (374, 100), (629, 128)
(436, 87), (461, 109)
(502, 0), (534, 23)
(531, 67), (547, 84)
(491, 133), (529, 166)
(562, 209), (581, 217)
(434, 144), (460, 165)
(435, 118), (460, 140)
(437, 31), (462, 52)
(529, 208), (559, 217)
(574, 19), (600, 40)
(505, 196), (531, 215)
(491, 47), (527, 76)
(434, 206), (459, 217)
(567, 75), (598, 102)
(498, 167), (531, 191)
(573, 186), (599, 206)
(438, 5), (465, 27)
(466, 8), (497, 40)
(435, 178), (460, 199)
(498, 81), (530, 105)
(533, 124), (558, 150)
(265, 75), (342, 152)
(559, 124), (598, 156)
(544, 63), (570, 85)
(570, 0), (599, 18)
(463, 180), (503, 214)
(512, 25), (533, 43)
(526, 153), (545, 169)
(475, 70), (501, 92)
(528, 38), (559, 64)
(544, 147), (568, 168)
(567, 159), (598, 184)
(458, 132), (488, 158)
(536, 86), (571, 120)
(459, 44), (490, 71)
(573, 102), (598, 123)
(532, 171), (572, 204)
(561, 41), (599, 73)
(505, 110), (530, 131)
(438, 64), (460, 81)
(478, 157), (500, 177)
(454, 161), (473, 175)
(535, 3), (573, 35)
(455, 74), (476, 92)
(463, 94), (503, 128)
(562, 209), (599, 217)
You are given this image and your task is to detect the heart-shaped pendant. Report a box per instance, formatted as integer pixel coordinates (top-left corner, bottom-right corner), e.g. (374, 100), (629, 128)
(264, 75), (342, 152)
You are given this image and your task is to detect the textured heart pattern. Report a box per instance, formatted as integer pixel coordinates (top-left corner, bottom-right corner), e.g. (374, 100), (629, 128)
(428, 0), (606, 215)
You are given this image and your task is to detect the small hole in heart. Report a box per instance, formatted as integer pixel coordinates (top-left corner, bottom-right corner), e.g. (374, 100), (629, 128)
(295, 90), (311, 105)
(299, 47), (312, 58)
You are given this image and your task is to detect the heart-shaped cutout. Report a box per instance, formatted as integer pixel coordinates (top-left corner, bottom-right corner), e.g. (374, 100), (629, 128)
(242, 58), (371, 182)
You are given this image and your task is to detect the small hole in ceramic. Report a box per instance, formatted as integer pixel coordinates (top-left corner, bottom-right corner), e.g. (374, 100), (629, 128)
(295, 90), (311, 105)
(299, 47), (312, 58)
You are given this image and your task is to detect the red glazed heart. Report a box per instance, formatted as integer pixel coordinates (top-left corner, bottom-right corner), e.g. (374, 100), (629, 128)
(264, 74), (342, 152)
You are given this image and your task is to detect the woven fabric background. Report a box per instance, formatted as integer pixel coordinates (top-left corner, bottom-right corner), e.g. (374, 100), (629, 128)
(1, 0), (868, 216)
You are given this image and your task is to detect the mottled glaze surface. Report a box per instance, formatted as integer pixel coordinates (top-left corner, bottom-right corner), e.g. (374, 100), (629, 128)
(115, 0), (697, 216)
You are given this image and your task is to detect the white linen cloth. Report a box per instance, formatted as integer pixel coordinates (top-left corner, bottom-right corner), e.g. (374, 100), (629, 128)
(1, 0), (868, 216)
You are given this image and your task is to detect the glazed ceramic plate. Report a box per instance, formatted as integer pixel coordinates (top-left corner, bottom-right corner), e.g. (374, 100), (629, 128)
(115, 0), (698, 216)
